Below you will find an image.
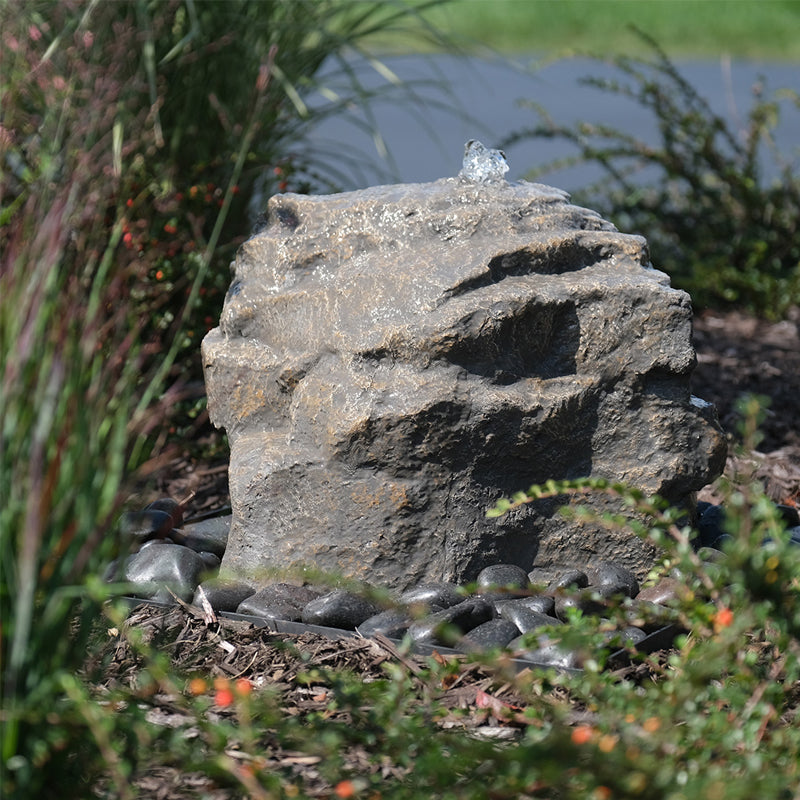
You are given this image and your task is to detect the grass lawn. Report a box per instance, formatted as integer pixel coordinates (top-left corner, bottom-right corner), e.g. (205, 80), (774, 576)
(377, 0), (800, 59)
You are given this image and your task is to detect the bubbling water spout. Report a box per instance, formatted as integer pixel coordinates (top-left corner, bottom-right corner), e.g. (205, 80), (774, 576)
(459, 139), (509, 184)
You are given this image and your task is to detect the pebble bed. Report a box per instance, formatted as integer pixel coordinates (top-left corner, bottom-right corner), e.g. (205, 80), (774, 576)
(111, 498), (800, 671)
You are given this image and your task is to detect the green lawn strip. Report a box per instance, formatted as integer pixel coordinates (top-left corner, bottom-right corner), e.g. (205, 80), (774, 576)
(371, 0), (800, 60)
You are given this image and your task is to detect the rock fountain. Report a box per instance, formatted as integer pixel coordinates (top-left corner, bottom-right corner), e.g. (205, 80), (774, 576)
(201, 142), (726, 591)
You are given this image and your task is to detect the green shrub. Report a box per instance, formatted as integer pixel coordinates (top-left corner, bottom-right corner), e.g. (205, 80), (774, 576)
(479, 399), (800, 798)
(504, 28), (800, 319)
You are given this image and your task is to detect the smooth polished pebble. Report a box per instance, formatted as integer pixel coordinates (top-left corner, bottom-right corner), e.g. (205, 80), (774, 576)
(406, 598), (494, 645)
(119, 509), (173, 543)
(104, 558), (122, 582)
(181, 515), (231, 558)
(695, 503), (726, 549)
(145, 497), (184, 528)
(116, 496), (711, 669)
(546, 569), (589, 592)
(596, 624), (649, 650)
(476, 563), (530, 591)
(194, 580), (255, 612)
(585, 561), (640, 597)
(494, 594), (556, 617)
(137, 538), (173, 551)
(554, 590), (609, 621)
(239, 584), (322, 621)
(197, 552), (221, 570)
(636, 578), (689, 606)
(357, 609), (413, 639)
(499, 603), (563, 634)
(527, 567), (564, 588)
(776, 504), (800, 528)
(696, 547), (727, 563)
(301, 590), (381, 629)
(461, 618), (521, 650)
(123, 543), (208, 602)
(400, 581), (463, 609)
(709, 533), (734, 550)
(622, 599), (677, 632)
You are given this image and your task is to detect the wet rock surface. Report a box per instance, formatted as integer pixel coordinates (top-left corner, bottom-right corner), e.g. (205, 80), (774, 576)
(202, 174), (726, 591)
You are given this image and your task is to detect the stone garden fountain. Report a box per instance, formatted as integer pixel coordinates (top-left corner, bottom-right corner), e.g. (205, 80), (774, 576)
(201, 141), (726, 592)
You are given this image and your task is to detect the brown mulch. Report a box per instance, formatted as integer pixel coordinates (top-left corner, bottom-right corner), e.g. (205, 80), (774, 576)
(93, 603), (657, 799)
(690, 308), (800, 506)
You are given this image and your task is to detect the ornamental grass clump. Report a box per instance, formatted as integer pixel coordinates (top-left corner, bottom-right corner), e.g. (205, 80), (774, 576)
(504, 27), (800, 319)
(1, 1), (456, 797)
(72, 0), (458, 390)
(4, 0), (459, 407)
(0, 6), (171, 796)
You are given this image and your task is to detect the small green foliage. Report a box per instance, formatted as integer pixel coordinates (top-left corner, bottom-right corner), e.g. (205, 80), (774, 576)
(19, 421), (795, 799)
(479, 398), (799, 797)
(505, 27), (800, 319)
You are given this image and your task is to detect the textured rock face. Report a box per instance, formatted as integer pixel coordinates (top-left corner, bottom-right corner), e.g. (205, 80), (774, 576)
(202, 177), (726, 591)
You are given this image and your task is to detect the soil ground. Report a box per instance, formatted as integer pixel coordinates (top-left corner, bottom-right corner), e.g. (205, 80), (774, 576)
(116, 308), (799, 798)
(95, 602), (674, 799)
(690, 308), (800, 506)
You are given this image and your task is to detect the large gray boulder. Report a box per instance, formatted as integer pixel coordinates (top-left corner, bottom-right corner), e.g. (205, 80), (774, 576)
(202, 175), (726, 591)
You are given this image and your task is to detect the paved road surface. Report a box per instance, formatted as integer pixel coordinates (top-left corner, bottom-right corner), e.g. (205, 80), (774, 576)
(303, 54), (798, 195)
